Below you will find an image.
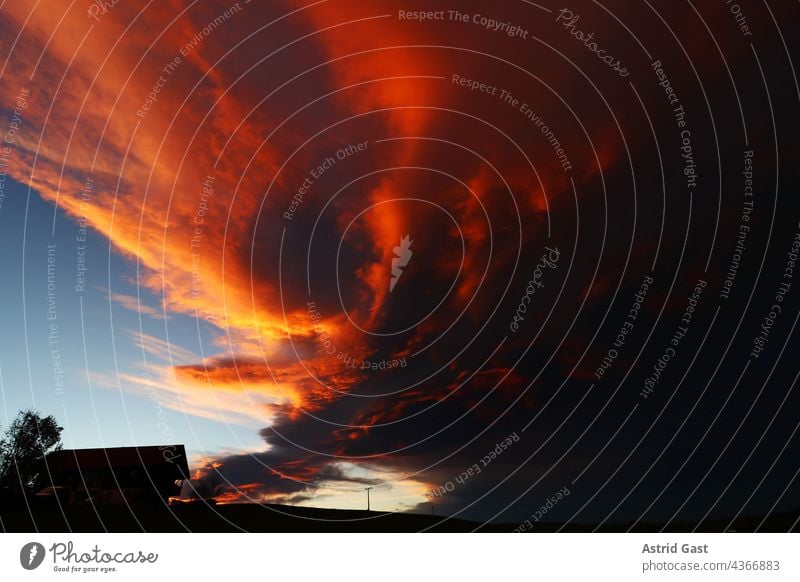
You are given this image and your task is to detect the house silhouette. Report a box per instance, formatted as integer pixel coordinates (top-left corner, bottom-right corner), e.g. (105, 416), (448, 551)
(37, 445), (189, 507)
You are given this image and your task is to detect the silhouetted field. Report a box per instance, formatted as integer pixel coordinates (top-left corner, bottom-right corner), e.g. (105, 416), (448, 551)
(1, 501), (797, 532)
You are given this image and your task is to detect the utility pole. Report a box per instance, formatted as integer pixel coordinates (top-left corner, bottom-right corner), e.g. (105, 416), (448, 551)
(365, 487), (373, 511)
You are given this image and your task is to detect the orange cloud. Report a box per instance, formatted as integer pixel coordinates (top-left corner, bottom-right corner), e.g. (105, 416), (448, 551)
(0, 0), (619, 510)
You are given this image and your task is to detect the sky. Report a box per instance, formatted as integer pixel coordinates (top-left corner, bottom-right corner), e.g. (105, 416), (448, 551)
(0, 0), (799, 526)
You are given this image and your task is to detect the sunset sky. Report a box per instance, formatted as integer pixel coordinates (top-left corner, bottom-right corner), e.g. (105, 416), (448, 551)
(1, 0), (799, 525)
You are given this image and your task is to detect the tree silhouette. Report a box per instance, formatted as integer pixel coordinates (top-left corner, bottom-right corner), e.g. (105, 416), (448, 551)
(0, 409), (63, 492)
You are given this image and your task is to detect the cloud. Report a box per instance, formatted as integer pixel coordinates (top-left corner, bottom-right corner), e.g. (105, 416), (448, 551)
(4, 0), (797, 523)
(128, 330), (197, 364)
(110, 292), (167, 320)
